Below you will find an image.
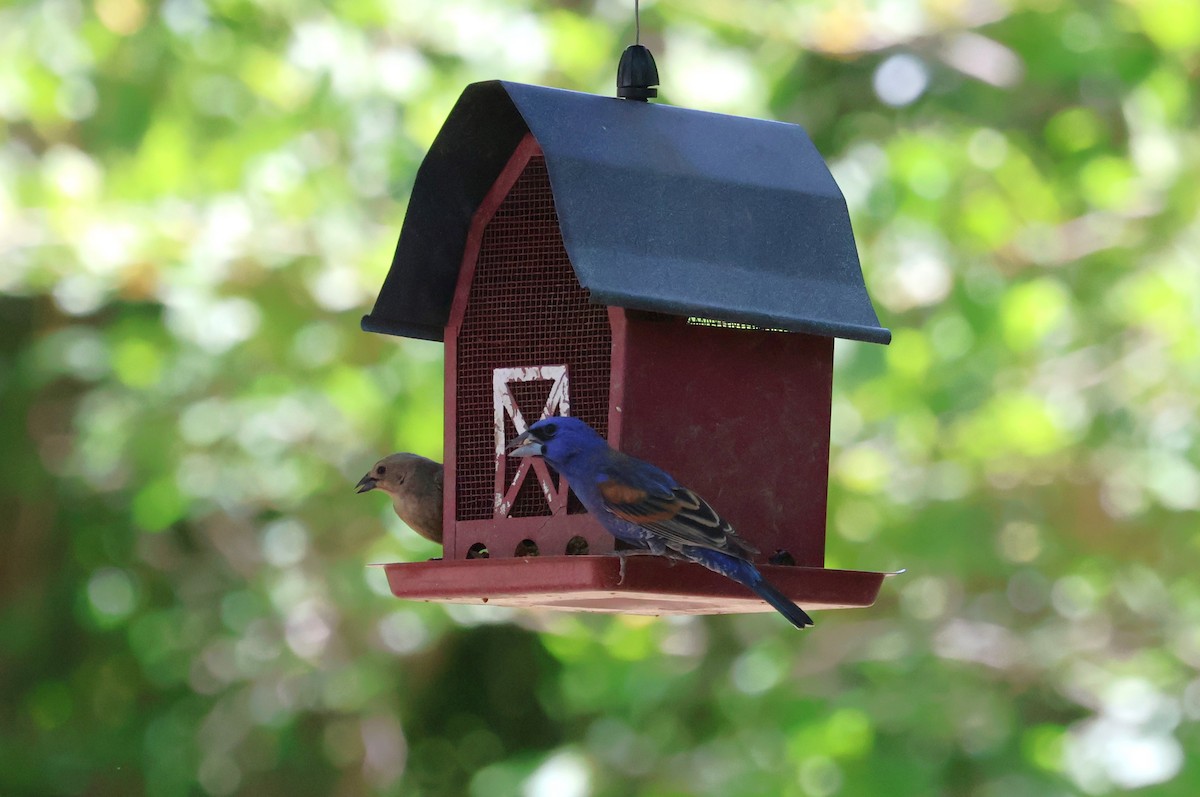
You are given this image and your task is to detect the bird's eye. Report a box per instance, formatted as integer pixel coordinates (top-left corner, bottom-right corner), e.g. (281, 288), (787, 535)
(539, 422), (558, 440)
(375, 465), (386, 476)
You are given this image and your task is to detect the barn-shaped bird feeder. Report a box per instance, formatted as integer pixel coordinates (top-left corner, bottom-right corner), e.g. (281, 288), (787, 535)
(363, 80), (893, 617)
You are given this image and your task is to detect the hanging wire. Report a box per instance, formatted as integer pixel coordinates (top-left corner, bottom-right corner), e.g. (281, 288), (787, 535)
(635, 0), (640, 45)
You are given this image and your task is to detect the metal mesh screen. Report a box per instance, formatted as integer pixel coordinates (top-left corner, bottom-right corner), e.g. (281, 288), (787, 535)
(455, 155), (612, 521)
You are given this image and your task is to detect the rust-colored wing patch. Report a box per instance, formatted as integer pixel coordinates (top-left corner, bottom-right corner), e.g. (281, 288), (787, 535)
(601, 480), (681, 524)
(599, 481), (648, 505)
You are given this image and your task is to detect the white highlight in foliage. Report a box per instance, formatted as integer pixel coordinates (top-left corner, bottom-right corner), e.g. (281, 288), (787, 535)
(967, 128), (1009, 170)
(87, 567), (136, 619)
(524, 751), (591, 797)
(1051, 575), (1099, 620)
(308, 265), (368, 312)
(0, 68), (31, 119)
(873, 53), (928, 107)
(877, 230), (953, 312)
(57, 75), (98, 120)
(940, 32), (1023, 87)
(377, 47), (430, 100)
(901, 576), (951, 620)
(33, 0), (93, 76)
(1144, 454), (1200, 510)
(666, 29), (764, 114)
(362, 714), (407, 788)
(188, 196), (254, 280)
(933, 619), (1022, 669)
(42, 144), (103, 200)
(77, 218), (142, 274)
(52, 273), (107, 315)
(798, 756), (843, 797)
(162, 0), (210, 36)
(434, 6), (548, 74)
(284, 599), (334, 660)
(164, 292), (261, 353)
(179, 398), (234, 446)
(828, 144), (888, 212)
(1064, 678), (1184, 794)
(377, 611), (431, 655)
(248, 151), (306, 196)
(261, 519), (309, 568)
(731, 647), (786, 695)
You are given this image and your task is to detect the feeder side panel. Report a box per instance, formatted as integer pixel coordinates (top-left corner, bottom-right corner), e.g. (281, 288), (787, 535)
(443, 135), (544, 557)
(446, 140), (615, 560)
(609, 309), (833, 568)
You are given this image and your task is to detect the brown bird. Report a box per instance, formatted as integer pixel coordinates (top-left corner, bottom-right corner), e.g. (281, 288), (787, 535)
(356, 453), (444, 544)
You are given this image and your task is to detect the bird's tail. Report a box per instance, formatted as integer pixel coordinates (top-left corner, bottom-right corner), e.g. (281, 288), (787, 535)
(748, 575), (814, 630)
(682, 547), (815, 630)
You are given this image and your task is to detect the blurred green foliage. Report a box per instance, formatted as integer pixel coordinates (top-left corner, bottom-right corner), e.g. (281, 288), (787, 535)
(2, 0), (1199, 795)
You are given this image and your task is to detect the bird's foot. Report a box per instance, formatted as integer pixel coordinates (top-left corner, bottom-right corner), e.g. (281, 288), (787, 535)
(611, 548), (686, 584)
(612, 548), (657, 584)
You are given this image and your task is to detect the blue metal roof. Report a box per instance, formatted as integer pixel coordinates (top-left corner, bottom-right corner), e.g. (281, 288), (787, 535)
(362, 81), (890, 345)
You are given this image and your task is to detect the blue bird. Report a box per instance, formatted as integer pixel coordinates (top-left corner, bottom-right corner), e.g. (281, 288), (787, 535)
(507, 416), (814, 629)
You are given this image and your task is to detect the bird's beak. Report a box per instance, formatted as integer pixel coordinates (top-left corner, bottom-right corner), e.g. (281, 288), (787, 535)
(506, 430), (544, 458)
(355, 474), (378, 494)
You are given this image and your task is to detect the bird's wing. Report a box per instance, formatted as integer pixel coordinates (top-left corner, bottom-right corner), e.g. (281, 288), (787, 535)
(400, 458), (445, 544)
(596, 457), (758, 557)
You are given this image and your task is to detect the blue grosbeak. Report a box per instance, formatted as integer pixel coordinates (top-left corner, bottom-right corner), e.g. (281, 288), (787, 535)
(508, 417), (813, 629)
(356, 453), (444, 544)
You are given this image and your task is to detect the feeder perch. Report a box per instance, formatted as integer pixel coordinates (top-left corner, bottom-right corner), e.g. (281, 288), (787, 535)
(362, 80), (893, 617)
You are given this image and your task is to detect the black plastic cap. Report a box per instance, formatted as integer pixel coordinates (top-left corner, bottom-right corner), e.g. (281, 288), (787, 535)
(617, 44), (659, 100)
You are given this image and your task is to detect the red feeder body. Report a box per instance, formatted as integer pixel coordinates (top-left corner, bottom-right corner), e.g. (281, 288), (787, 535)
(364, 82), (894, 616)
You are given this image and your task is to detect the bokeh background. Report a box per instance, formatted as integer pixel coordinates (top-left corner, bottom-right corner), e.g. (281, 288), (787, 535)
(2, 0), (1199, 795)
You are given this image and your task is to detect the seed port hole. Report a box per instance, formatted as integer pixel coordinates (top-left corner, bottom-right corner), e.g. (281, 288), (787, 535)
(514, 539), (540, 557)
(565, 536), (589, 556)
(466, 543), (490, 559)
(768, 549), (796, 566)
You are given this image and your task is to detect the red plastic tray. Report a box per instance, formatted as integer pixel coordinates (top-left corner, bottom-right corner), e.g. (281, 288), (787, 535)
(377, 555), (894, 616)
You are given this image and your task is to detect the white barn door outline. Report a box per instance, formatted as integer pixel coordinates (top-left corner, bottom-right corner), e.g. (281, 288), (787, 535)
(493, 365), (570, 518)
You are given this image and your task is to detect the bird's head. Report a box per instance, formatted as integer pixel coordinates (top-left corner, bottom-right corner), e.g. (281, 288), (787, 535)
(506, 416), (606, 471)
(356, 453), (422, 496)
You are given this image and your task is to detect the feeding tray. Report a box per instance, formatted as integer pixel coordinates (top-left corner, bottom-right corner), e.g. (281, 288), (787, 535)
(378, 557), (893, 615)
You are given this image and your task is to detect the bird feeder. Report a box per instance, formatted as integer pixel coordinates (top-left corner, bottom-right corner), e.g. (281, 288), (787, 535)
(362, 79), (894, 617)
